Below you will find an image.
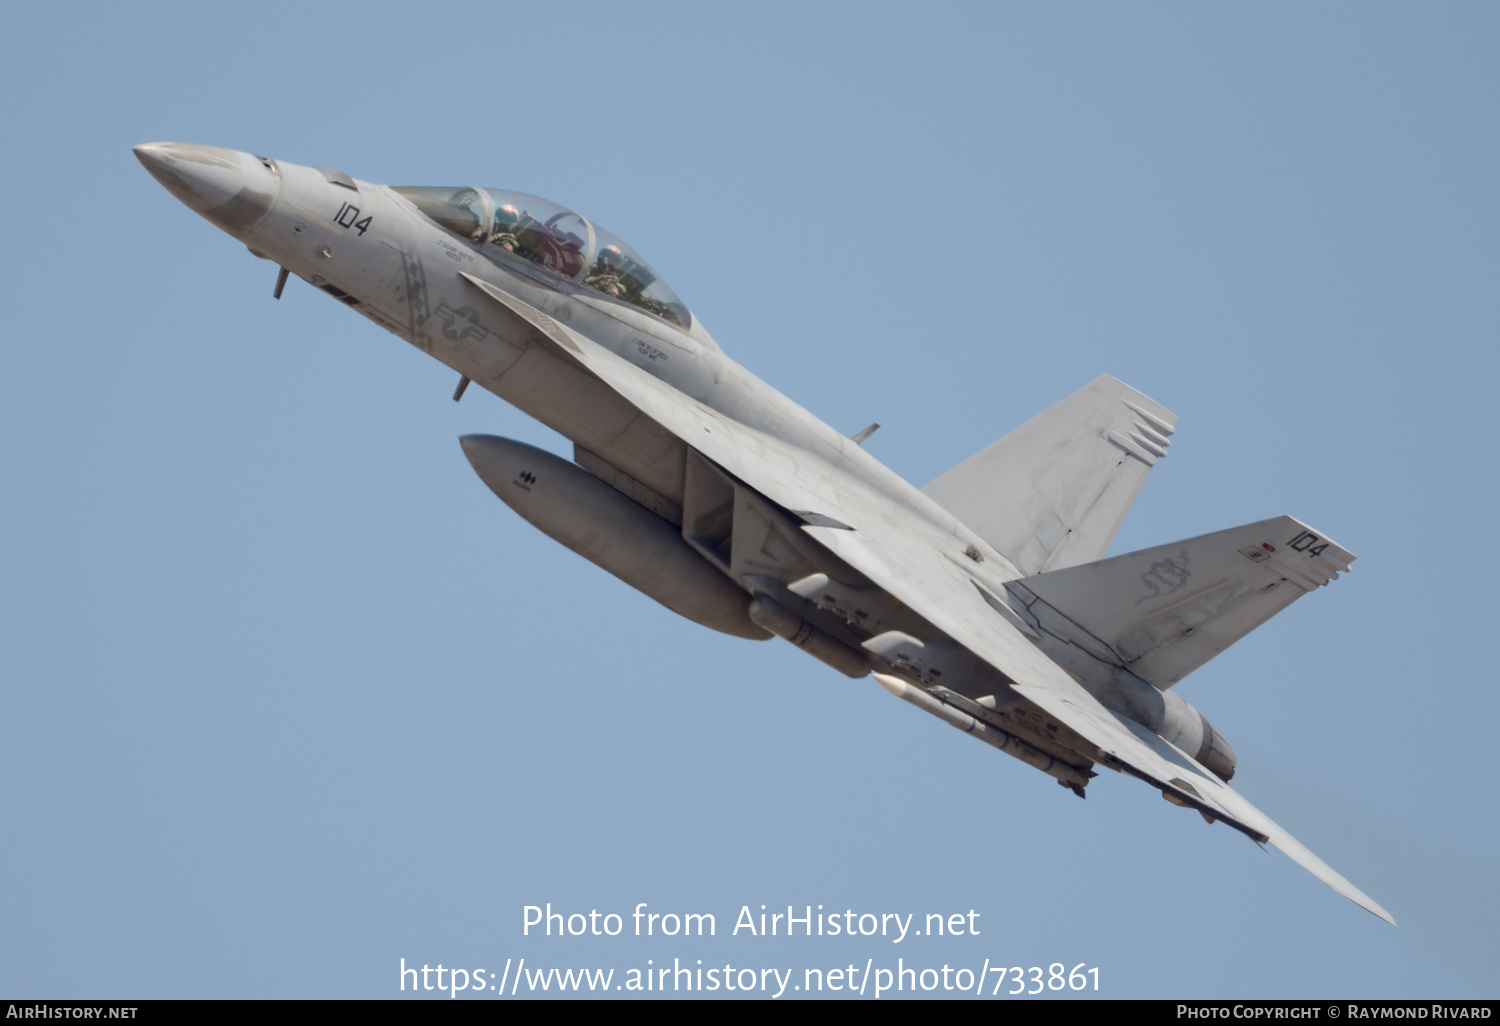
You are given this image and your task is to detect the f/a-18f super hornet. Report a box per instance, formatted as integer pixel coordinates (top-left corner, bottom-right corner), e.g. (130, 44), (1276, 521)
(135, 142), (1392, 924)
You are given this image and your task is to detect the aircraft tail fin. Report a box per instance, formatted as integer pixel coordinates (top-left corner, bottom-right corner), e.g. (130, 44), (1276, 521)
(1008, 516), (1355, 689)
(921, 375), (1176, 576)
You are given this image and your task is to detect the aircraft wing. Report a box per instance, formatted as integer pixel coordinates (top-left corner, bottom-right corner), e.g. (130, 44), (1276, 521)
(802, 525), (1393, 924)
(460, 272), (1394, 925)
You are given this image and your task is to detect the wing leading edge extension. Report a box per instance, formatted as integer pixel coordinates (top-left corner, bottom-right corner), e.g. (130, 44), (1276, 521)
(458, 271), (1393, 925)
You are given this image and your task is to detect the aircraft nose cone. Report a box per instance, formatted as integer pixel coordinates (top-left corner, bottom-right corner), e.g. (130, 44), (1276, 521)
(134, 142), (280, 238)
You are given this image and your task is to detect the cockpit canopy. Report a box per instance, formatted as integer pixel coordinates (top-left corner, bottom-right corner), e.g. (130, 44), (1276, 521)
(393, 186), (691, 328)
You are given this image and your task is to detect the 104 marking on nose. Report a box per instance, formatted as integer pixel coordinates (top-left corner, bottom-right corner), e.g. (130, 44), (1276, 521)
(333, 202), (372, 236)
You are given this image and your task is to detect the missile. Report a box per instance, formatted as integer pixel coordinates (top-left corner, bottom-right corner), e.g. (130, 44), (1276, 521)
(745, 591), (870, 679)
(460, 434), (769, 640)
(873, 673), (1093, 795)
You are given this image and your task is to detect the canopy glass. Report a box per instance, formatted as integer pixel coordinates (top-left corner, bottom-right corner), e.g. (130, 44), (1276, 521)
(393, 186), (691, 328)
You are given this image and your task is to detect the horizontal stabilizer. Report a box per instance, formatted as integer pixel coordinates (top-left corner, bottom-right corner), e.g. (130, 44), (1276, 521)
(922, 376), (1177, 576)
(1011, 517), (1355, 689)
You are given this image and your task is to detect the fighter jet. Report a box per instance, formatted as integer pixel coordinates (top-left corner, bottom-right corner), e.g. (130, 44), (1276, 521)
(134, 142), (1392, 924)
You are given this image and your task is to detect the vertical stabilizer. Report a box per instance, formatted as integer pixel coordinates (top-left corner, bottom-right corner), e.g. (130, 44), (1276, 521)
(921, 375), (1176, 575)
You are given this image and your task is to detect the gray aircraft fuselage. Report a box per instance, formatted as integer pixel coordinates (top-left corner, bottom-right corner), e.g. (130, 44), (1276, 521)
(135, 143), (1396, 923)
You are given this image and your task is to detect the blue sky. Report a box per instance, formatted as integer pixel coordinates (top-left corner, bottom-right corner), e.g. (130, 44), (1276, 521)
(2, 1), (1496, 999)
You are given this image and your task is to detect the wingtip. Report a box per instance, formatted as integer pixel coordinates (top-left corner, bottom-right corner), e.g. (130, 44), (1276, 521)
(1265, 831), (1397, 926)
